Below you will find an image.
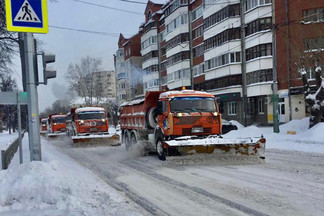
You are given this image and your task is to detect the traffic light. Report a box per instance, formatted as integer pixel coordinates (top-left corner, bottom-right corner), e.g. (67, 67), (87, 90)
(39, 51), (56, 85)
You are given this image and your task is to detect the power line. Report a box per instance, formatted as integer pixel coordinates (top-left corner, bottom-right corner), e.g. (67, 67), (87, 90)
(49, 25), (134, 37)
(71, 0), (143, 15)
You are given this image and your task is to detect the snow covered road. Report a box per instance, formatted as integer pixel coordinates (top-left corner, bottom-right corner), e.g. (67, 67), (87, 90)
(50, 137), (324, 216)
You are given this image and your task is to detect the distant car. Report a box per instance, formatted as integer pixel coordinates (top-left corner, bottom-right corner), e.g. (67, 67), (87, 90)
(222, 119), (238, 134)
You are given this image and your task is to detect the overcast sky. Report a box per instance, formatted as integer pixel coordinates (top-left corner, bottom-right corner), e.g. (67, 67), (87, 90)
(12, 0), (149, 111)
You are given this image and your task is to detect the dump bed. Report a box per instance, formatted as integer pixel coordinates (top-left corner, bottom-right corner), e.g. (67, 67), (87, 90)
(120, 91), (162, 130)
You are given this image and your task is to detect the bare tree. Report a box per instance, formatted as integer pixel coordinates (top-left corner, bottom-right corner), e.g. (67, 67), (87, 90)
(66, 56), (102, 105)
(0, 0), (18, 76)
(0, 75), (18, 133)
(40, 99), (71, 118)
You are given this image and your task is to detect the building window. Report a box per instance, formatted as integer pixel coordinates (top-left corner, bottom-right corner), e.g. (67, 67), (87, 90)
(246, 69), (273, 84)
(228, 102), (237, 115)
(246, 17), (272, 36)
(166, 33), (189, 50)
(193, 44), (204, 58)
(193, 63), (204, 77)
(204, 52), (241, 71)
(246, 43), (272, 61)
(245, 0), (272, 12)
(193, 25), (203, 39)
(303, 8), (324, 23)
(204, 4), (240, 30)
(204, 28), (241, 51)
(248, 98), (255, 114)
(166, 13), (188, 34)
(192, 6), (203, 21)
(304, 37), (324, 51)
(258, 99), (264, 114)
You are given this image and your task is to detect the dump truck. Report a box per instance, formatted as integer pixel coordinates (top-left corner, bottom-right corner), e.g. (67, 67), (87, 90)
(47, 114), (67, 137)
(66, 107), (119, 145)
(120, 90), (265, 160)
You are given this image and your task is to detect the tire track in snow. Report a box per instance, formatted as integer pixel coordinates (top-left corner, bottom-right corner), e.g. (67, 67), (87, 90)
(122, 160), (269, 216)
(60, 148), (171, 216)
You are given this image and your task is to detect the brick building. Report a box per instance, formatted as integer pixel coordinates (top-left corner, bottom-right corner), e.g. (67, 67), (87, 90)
(114, 32), (144, 103)
(275, 0), (324, 122)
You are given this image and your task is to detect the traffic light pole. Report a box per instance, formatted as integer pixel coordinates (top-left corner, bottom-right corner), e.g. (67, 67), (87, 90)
(23, 33), (42, 161)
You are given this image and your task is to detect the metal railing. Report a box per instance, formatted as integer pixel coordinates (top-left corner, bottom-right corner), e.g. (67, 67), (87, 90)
(1, 130), (25, 170)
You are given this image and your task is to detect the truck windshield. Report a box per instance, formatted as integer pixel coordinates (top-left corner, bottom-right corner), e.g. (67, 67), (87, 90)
(52, 117), (66, 124)
(78, 111), (105, 120)
(170, 97), (217, 113)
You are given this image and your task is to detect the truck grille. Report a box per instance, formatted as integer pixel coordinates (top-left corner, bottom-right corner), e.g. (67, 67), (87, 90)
(174, 116), (216, 125)
(182, 127), (212, 135)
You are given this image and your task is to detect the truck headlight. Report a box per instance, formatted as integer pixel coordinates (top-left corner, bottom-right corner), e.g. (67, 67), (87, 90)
(80, 120), (84, 124)
(176, 113), (183, 117)
(102, 119), (105, 122)
(213, 112), (218, 116)
(53, 123), (57, 126)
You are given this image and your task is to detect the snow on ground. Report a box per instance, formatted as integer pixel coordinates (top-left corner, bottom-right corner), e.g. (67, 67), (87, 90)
(224, 117), (324, 154)
(0, 134), (144, 216)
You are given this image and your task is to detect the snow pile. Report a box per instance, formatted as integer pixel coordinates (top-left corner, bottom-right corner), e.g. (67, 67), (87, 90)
(0, 132), (18, 151)
(0, 139), (143, 216)
(301, 123), (324, 141)
(224, 126), (264, 139)
(229, 120), (244, 129)
(279, 117), (309, 134)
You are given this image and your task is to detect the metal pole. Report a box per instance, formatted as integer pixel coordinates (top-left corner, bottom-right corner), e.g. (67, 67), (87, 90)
(188, 2), (194, 89)
(157, 29), (162, 91)
(240, 0), (247, 126)
(17, 93), (23, 164)
(286, 0), (292, 121)
(24, 32), (42, 161)
(272, 5), (280, 133)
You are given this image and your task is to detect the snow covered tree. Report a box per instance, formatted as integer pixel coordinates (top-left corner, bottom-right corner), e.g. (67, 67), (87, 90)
(298, 51), (324, 128)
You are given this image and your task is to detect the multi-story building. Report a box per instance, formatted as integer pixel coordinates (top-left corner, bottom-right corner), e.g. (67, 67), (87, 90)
(116, 0), (323, 125)
(92, 71), (116, 98)
(115, 32), (143, 103)
(275, 0), (324, 123)
(141, 1), (164, 93)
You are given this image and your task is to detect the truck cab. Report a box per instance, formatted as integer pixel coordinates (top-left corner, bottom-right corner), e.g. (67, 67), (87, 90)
(40, 118), (48, 132)
(156, 90), (222, 138)
(72, 107), (109, 136)
(48, 114), (67, 134)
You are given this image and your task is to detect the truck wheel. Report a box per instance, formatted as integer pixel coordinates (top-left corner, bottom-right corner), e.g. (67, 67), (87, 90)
(156, 139), (166, 161)
(147, 106), (158, 129)
(131, 133), (137, 145)
(125, 132), (131, 150)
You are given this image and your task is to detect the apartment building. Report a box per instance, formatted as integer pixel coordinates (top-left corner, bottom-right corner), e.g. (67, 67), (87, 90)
(92, 71), (116, 98)
(115, 32), (143, 103)
(275, 0), (324, 123)
(116, 0), (323, 125)
(141, 1), (164, 93)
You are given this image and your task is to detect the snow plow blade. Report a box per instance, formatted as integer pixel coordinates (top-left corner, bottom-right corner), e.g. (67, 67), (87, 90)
(46, 132), (66, 138)
(71, 134), (120, 146)
(163, 136), (265, 158)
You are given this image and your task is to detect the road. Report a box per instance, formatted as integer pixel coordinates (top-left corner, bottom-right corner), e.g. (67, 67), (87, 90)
(49, 137), (324, 216)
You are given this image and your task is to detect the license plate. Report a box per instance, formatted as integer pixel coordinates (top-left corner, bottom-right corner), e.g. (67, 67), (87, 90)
(191, 127), (203, 133)
(90, 128), (97, 132)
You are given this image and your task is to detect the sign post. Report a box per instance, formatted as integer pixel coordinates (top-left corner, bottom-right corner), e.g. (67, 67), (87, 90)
(5, 0), (48, 161)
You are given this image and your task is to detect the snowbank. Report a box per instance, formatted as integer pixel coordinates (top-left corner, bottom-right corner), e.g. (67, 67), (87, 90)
(0, 136), (143, 216)
(224, 118), (324, 154)
(229, 120), (244, 129)
(279, 117), (309, 134)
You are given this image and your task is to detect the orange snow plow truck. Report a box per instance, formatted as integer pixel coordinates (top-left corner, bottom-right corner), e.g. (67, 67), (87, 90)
(47, 114), (67, 137)
(66, 107), (119, 145)
(120, 90), (265, 160)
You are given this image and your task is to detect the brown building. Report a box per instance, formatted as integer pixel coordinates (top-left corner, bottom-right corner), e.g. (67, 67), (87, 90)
(275, 0), (324, 121)
(115, 31), (144, 103)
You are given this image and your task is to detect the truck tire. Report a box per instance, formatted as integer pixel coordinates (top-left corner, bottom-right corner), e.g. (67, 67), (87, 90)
(124, 131), (131, 150)
(131, 132), (137, 146)
(147, 106), (158, 129)
(156, 139), (166, 161)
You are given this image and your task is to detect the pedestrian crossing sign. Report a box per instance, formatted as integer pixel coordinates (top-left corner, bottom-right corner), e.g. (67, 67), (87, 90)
(5, 0), (48, 33)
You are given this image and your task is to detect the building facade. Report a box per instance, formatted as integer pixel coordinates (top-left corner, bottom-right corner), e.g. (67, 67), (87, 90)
(115, 32), (144, 103)
(275, 0), (324, 123)
(92, 71), (116, 98)
(115, 0), (323, 125)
